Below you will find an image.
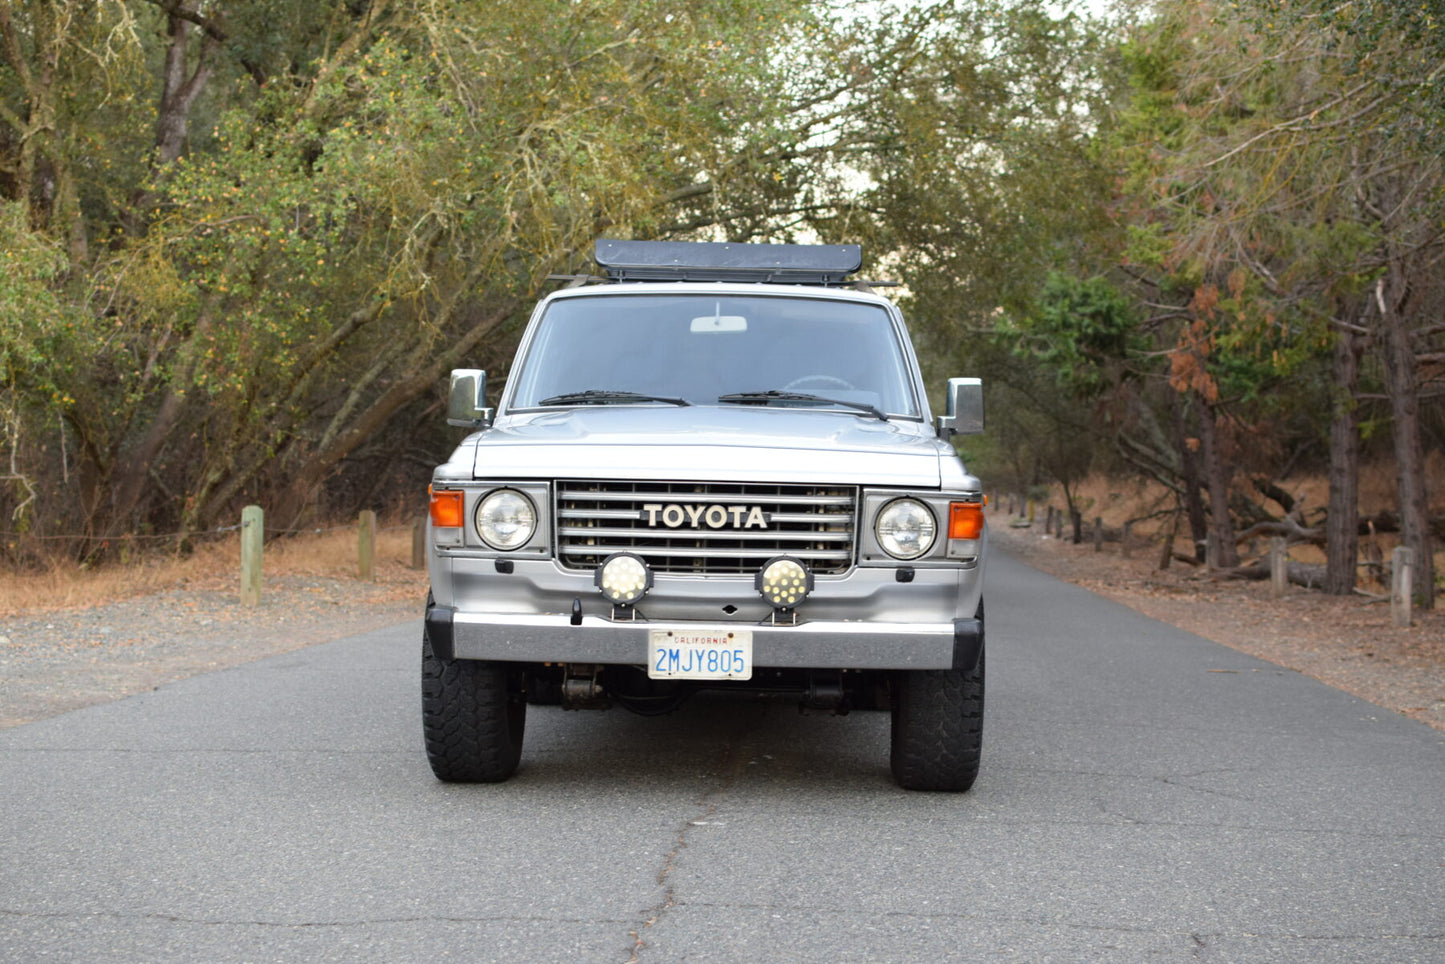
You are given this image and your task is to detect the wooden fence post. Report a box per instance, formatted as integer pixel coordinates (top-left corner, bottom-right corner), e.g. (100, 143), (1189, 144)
(1269, 537), (1287, 597)
(412, 520), (426, 570)
(1093, 517), (1104, 552)
(240, 505), (263, 606)
(1206, 533), (1220, 571)
(1391, 546), (1414, 628)
(358, 509), (377, 581)
(1122, 521), (1133, 559)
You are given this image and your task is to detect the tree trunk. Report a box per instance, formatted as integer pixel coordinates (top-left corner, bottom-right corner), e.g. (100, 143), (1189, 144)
(103, 299), (218, 536)
(1324, 324), (1362, 595)
(1170, 388), (1209, 562)
(1377, 278), (1436, 610)
(1193, 391), (1239, 569)
(154, 12), (215, 166)
(1060, 479), (1082, 544)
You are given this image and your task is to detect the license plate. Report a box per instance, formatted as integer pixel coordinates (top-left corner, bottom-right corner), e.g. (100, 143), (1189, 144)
(648, 629), (753, 680)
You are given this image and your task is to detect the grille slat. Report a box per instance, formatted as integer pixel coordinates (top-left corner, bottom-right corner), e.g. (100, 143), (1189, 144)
(557, 526), (852, 543)
(556, 488), (854, 507)
(558, 545), (854, 561)
(556, 480), (857, 575)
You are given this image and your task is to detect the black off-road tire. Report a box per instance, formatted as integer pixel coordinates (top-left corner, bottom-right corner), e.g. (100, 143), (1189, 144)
(889, 646), (984, 792)
(421, 629), (525, 782)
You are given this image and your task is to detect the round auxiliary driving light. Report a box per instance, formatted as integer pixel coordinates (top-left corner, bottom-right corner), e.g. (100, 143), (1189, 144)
(875, 498), (936, 560)
(756, 556), (813, 609)
(595, 553), (653, 606)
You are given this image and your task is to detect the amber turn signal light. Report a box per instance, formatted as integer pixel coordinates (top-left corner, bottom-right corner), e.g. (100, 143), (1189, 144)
(948, 502), (984, 540)
(429, 487), (465, 528)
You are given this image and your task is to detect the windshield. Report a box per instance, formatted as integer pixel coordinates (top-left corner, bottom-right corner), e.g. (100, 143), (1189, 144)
(507, 293), (920, 417)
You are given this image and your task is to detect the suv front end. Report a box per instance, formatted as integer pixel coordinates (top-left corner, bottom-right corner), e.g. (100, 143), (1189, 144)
(421, 241), (988, 790)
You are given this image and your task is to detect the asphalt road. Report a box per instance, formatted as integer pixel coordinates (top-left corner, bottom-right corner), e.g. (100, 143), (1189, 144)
(2, 552), (1442, 963)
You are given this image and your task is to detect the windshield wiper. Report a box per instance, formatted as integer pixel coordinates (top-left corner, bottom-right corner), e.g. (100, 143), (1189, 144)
(718, 390), (887, 421)
(538, 389), (691, 407)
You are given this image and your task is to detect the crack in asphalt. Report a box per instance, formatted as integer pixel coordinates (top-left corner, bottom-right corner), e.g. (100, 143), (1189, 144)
(623, 716), (757, 964)
(1154, 768), (1261, 803)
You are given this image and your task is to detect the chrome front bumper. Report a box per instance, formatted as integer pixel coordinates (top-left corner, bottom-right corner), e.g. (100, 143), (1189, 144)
(425, 608), (983, 672)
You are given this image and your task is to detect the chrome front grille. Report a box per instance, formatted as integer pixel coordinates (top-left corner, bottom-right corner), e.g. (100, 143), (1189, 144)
(555, 480), (857, 575)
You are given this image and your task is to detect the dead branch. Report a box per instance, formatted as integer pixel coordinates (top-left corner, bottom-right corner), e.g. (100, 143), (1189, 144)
(1234, 517), (1324, 546)
(1222, 561), (1326, 589)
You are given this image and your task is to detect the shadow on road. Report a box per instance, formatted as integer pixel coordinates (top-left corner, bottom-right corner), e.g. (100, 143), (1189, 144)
(486, 692), (902, 795)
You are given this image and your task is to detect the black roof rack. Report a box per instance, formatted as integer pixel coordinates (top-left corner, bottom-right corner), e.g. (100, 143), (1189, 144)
(594, 239), (863, 285)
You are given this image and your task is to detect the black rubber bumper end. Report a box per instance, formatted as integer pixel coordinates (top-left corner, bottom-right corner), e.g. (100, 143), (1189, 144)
(425, 604), (457, 660)
(952, 616), (983, 673)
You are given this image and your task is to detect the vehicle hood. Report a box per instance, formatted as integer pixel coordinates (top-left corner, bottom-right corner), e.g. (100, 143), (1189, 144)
(454, 406), (952, 487)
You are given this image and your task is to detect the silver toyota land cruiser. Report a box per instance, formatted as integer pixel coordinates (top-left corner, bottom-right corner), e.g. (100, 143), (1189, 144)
(424, 240), (988, 791)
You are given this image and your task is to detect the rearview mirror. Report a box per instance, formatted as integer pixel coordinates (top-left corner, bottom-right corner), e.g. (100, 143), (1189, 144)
(936, 377), (983, 437)
(447, 369), (493, 428)
(690, 314), (748, 333)
(691, 301), (748, 333)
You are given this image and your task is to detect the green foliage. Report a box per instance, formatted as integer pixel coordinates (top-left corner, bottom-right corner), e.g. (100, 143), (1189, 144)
(4, 0), (1434, 556)
(0, 203), (71, 396)
(1250, 0), (1445, 157)
(0, 200), (87, 529)
(1007, 273), (1143, 398)
(0, 0), (868, 544)
(853, 1), (1120, 377)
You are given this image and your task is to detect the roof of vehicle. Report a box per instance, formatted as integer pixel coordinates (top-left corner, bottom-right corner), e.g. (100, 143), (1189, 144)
(540, 280), (899, 309)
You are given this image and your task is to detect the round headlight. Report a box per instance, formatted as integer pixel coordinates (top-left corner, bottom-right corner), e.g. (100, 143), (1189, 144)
(875, 499), (936, 560)
(475, 489), (537, 551)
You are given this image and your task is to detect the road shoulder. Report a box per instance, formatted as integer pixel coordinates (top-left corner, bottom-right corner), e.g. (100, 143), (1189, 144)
(990, 522), (1445, 731)
(1, 574), (423, 728)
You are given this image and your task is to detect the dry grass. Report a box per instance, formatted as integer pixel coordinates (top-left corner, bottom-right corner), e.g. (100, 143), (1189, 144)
(0, 520), (428, 617)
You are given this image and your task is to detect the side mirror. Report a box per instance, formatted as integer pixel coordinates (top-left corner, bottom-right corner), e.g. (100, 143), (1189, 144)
(935, 377), (983, 438)
(447, 369), (493, 428)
